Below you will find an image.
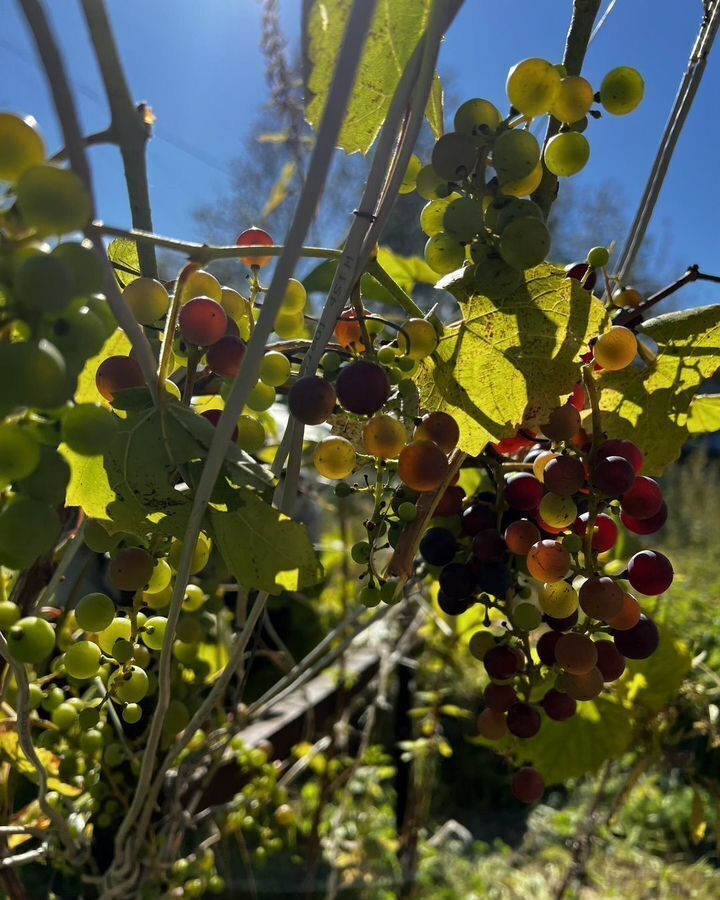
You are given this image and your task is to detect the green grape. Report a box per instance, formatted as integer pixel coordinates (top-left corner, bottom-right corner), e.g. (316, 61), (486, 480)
(220, 287), (251, 320)
(365, 318), (384, 337)
(313, 436), (356, 479)
(111, 638), (135, 664)
(122, 277), (170, 325)
(543, 131), (590, 177)
(168, 533), (212, 575)
(259, 351), (291, 386)
(143, 583), (172, 610)
(98, 617), (132, 655)
(549, 75), (594, 123)
(281, 278), (307, 313)
(539, 493), (577, 528)
(397, 501), (417, 522)
(420, 197), (453, 237)
(442, 197), (484, 242)
(397, 318), (438, 360)
(454, 98), (501, 142)
(182, 269), (222, 303)
(0, 113), (46, 181)
(18, 445), (70, 505)
(52, 702), (79, 731)
(431, 132), (477, 181)
(80, 728), (103, 755)
(415, 164), (450, 200)
(246, 381), (276, 412)
(360, 584), (380, 608)
(587, 246), (610, 268)
(600, 67), (644, 115)
(122, 703), (142, 724)
(64, 641), (102, 679)
(506, 57), (561, 117)
(0, 424), (40, 482)
(41, 686), (64, 712)
(110, 665), (149, 704)
(182, 584), (207, 612)
(51, 240), (105, 296)
(495, 198), (544, 233)
(103, 743), (125, 768)
(0, 600), (20, 629)
(237, 415), (265, 453)
(473, 254), (523, 300)
(376, 345), (396, 365)
(162, 699), (190, 735)
(321, 350), (341, 372)
(492, 129), (541, 183)
(141, 616), (167, 651)
(274, 310), (305, 339)
(512, 600), (542, 631)
(45, 305), (107, 361)
(16, 254), (75, 313)
(133, 643), (151, 668)
(145, 559), (172, 594)
(7, 616), (55, 664)
(78, 706), (100, 729)
(363, 414), (406, 459)
(498, 161), (543, 198)
(84, 521), (120, 554)
(0, 497), (61, 570)
(399, 154), (422, 194)
(424, 233), (465, 274)
(16, 164), (92, 233)
(28, 682), (43, 709)
(351, 541), (370, 564)
(172, 639), (198, 663)
(62, 404), (118, 456)
(499, 216), (551, 269)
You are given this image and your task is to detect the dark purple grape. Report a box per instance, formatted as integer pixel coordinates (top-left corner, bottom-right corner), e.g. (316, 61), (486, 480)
(595, 640), (626, 681)
(288, 376), (336, 425)
(474, 563), (513, 598)
(206, 335), (245, 378)
(472, 528), (506, 563)
(596, 439), (644, 474)
(179, 296), (227, 346)
(536, 630), (560, 666)
(612, 614), (659, 659)
(543, 455), (585, 496)
(620, 476), (663, 519)
(621, 502), (667, 535)
(506, 702), (541, 738)
(505, 473), (543, 511)
(573, 513), (618, 552)
(483, 645), (519, 680)
(419, 527), (456, 566)
(462, 504), (496, 535)
(627, 550), (673, 595)
(542, 689), (576, 721)
(439, 563), (475, 599)
(592, 455), (636, 496)
(565, 261), (597, 291)
(335, 361), (390, 416)
(543, 610), (579, 631)
(579, 576), (624, 620)
(484, 682), (517, 712)
(542, 404), (581, 442)
(438, 592), (469, 616)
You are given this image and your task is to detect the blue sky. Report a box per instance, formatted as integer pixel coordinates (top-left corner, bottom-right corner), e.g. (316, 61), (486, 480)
(2, 0), (719, 304)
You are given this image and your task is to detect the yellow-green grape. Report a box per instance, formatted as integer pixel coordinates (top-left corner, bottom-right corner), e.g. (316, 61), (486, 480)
(182, 269), (222, 303)
(237, 415), (266, 453)
(98, 617), (132, 656)
(246, 381), (276, 412)
(61, 404), (118, 456)
(63, 641), (102, 679)
(259, 351), (291, 386)
(544, 132), (590, 177)
(399, 154), (422, 194)
(52, 703), (78, 731)
(109, 665), (149, 703)
(281, 278), (307, 313)
(397, 318), (438, 360)
(538, 493), (577, 529)
(499, 216), (551, 269)
(493, 129), (541, 183)
(549, 75), (594, 123)
(162, 699), (190, 736)
(442, 196), (484, 243)
(122, 704), (142, 724)
(499, 161), (543, 198)
(600, 67), (644, 115)
(506, 57), (561, 117)
(468, 629), (495, 660)
(363, 414), (406, 459)
(0, 113), (46, 182)
(122, 277), (170, 325)
(431, 132), (477, 181)
(141, 616), (167, 651)
(0, 601), (20, 629)
(612, 286), (642, 308)
(587, 246), (610, 269)
(533, 450), (558, 482)
(593, 326), (637, 370)
(182, 584), (206, 612)
(274, 310), (305, 339)
(0, 424), (40, 482)
(168, 533), (211, 574)
(220, 287), (251, 320)
(143, 583), (172, 610)
(512, 598), (543, 631)
(16, 165), (92, 233)
(75, 592), (115, 632)
(321, 350), (341, 372)
(162, 379), (182, 401)
(539, 580), (579, 617)
(420, 197), (453, 236)
(454, 98), (501, 142)
(494, 198), (544, 233)
(145, 559), (172, 594)
(424, 233), (465, 274)
(415, 165), (451, 200)
(313, 436), (356, 480)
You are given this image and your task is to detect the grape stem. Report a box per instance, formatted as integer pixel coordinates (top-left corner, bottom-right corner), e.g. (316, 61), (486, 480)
(581, 363), (602, 579)
(350, 281), (373, 354)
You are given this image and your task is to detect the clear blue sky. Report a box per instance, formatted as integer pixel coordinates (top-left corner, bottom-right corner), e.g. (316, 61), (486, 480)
(2, 0), (719, 304)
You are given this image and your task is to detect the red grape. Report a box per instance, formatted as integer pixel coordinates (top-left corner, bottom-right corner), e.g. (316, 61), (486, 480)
(606, 593), (642, 631)
(543, 455), (585, 496)
(542, 689), (576, 721)
(621, 502), (667, 535)
(592, 455), (635, 496)
(565, 261), (597, 291)
(201, 409), (238, 441)
(96, 355), (144, 403)
(336, 361), (390, 416)
(579, 575), (624, 620)
(573, 512), (618, 552)
(483, 645), (519, 680)
(596, 439), (644, 474)
(612, 614), (659, 659)
(478, 708), (508, 740)
(206, 335), (245, 378)
(236, 226), (273, 267)
(620, 476), (663, 519)
(439, 563), (476, 599)
(434, 485), (465, 517)
(511, 766), (545, 804)
(536, 629), (560, 665)
(543, 610), (579, 631)
(526, 540), (571, 582)
(595, 640), (626, 681)
(560, 667), (604, 701)
(541, 403), (581, 442)
(627, 550), (673, 595)
(462, 504), (496, 535)
(484, 683), (517, 712)
(398, 441), (449, 492)
(288, 376), (336, 425)
(419, 527), (456, 566)
(506, 702), (541, 738)
(555, 632), (598, 675)
(505, 473), (544, 511)
(472, 529), (506, 563)
(415, 412), (460, 453)
(505, 519), (541, 555)
(179, 297), (227, 347)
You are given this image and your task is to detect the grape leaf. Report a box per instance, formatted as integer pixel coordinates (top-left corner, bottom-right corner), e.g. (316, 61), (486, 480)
(614, 624), (692, 714)
(597, 305), (720, 474)
(425, 72), (444, 140)
(414, 264), (608, 455)
(108, 238), (141, 287)
(209, 491), (323, 595)
(686, 394), (720, 435)
(0, 727), (81, 797)
(305, 0), (435, 154)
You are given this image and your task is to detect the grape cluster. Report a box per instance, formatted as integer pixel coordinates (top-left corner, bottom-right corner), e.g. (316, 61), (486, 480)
(406, 59), (643, 299)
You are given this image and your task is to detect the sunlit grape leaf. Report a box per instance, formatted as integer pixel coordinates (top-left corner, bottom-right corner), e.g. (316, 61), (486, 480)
(414, 264), (609, 455)
(686, 394), (720, 435)
(209, 490), (323, 595)
(197, 641), (230, 682)
(305, 0), (435, 154)
(0, 728), (81, 797)
(260, 161), (297, 220)
(597, 305), (720, 474)
(75, 329), (131, 406)
(425, 72), (444, 140)
(614, 623), (692, 714)
(108, 238), (141, 287)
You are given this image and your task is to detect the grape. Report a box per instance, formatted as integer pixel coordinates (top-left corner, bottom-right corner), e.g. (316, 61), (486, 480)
(0, 113), (45, 181)
(541, 403), (581, 441)
(592, 455), (635, 497)
(399, 154), (422, 194)
(76, 593), (115, 632)
(475, 563), (513, 598)
(336, 360), (390, 416)
(288, 376), (336, 425)
(397, 318), (438, 359)
(485, 683), (517, 714)
(627, 550), (673, 595)
(182, 584), (207, 612)
(0, 601), (20, 630)
(505, 473), (544, 511)
(0, 424), (40, 482)
(555, 632), (597, 675)
(511, 766), (545, 804)
(181, 270), (222, 303)
(420, 197), (453, 237)
(573, 512), (618, 552)
(439, 563), (475, 600)
(454, 98), (500, 140)
(41, 687), (64, 712)
(542, 689), (576, 721)
(206, 335), (245, 379)
(544, 132), (590, 177)
(108, 547), (155, 592)
(62, 404), (118, 456)
(544, 610), (579, 631)
(506, 58), (561, 117)
(47, 304), (107, 361)
(123, 277), (170, 324)
(179, 297), (227, 347)
(313, 436), (356, 480)
(16, 254), (75, 313)
(96, 355), (145, 403)
(236, 227), (273, 267)
(257, 350), (291, 387)
(110, 665), (149, 704)
(536, 629), (561, 665)
(51, 239), (104, 296)
(220, 287), (251, 322)
(621, 502), (667, 535)
(595, 640), (626, 682)
(246, 381), (275, 412)
(472, 529), (506, 563)
(532, 450), (557, 481)
(322, 350), (342, 372)
(492, 129), (541, 183)
(398, 440), (449, 492)
(550, 75), (594, 123)
(579, 576), (624, 620)
(98, 617), (131, 655)
(17, 446), (68, 506)
(538, 493), (577, 529)
(483, 644), (519, 680)
(274, 309), (305, 339)
(462, 504), (496, 536)
(477, 708), (508, 740)
(6, 616), (55, 663)
(565, 261), (597, 291)
(606, 593), (641, 631)
(435, 484), (465, 517)
(424, 233), (465, 274)
(414, 411), (459, 453)
(542, 455), (584, 497)
(120, 703), (141, 725)
(539, 580), (579, 618)
(498, 161), (543, 198)
(419, 527), (456, 566)
(431, 132), (477, 180)
(16, 164), (91, 233)
(612, 614), (659, 659)
(416, 165), (451, 200)
(469, 630), (495, 661)
(507, 702), (541, 738)
(0, 340), (70, 411)
(145, 559), (171, 596)
(597, 442), (644, 477)
(64, 641), (102, 679)
(499, 216), (551, 269)
(472, 253), (523, 299)
(139, 615), (167, 652)
(620, 476), (662, 519)
(586, 246), (610, 269)
(613, 286), (643, 308)
(496, 198), (544, 233)
(560, 667), (604, 701)
(526, 540), (571, 583)
(363, 415), (406, 459)
(168, 533), (211, 574)
(52, 703), (78, 731)
(593, 326), (637, 371)
(442, 197), (484, 243)
(600, 67), (644, 115)
(0, 497), (61, 569)
(505, 519), (541, 554)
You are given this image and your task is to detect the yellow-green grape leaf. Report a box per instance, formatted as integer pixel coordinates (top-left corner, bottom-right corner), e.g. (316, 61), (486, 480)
(108, 238), (140, 287)
(209, 491), (323, 595)
(305, 0), (435, 154)
(0, 728), (81, 797)
(75, 329), (131, 406)
(260, 161), (297, 220)
(686, 394), (720, 435)
(425, 72), (444, 140)
(414, 264), (608, 455)
(597, 305), (720, 474)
